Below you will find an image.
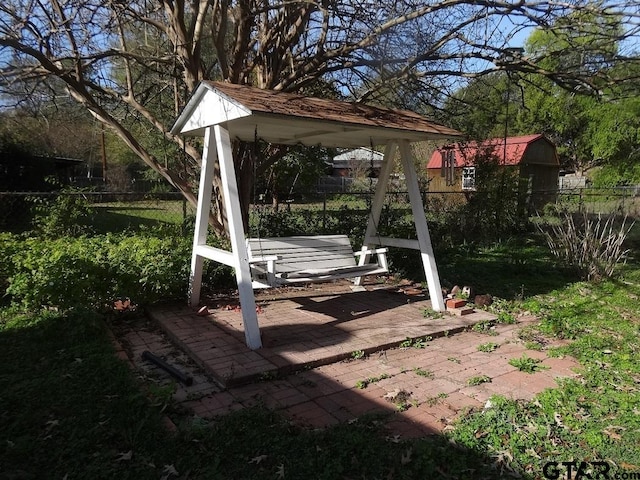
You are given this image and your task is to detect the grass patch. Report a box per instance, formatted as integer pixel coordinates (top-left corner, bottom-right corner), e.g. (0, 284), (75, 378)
(0, 308), (174, 478)
(451, 275), (640, 474)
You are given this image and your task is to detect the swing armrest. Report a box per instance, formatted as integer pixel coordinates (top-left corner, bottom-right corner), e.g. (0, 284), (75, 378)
(249, 255), (280, 263)
(354, 247), (388, 257)
(249, 255), (280, 272)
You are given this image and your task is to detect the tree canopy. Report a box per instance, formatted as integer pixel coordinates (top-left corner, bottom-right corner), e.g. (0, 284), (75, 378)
(1, 0), (639, 234)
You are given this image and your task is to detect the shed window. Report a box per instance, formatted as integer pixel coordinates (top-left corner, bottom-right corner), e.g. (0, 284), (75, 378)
(462, 167), (476, 191)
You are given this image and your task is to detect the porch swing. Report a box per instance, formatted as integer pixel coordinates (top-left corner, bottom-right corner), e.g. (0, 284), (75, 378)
(170, 81), (461, 349)
(246, 142), (389, 289)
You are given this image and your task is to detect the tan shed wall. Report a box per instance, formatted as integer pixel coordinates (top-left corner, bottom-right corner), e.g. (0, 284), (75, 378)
(426, 169), (462, 192)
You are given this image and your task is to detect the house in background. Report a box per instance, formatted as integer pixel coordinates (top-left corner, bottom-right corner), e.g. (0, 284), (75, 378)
(0, 155), (86, 192)
(329, 147), (384, 178)
(426, 134), (560, 196)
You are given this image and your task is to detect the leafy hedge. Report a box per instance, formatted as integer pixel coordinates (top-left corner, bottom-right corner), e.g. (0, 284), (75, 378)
(0, 232), (234, 310)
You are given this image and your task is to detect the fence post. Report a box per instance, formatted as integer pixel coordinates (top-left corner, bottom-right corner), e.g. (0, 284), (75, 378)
(322, 191), (327, 233)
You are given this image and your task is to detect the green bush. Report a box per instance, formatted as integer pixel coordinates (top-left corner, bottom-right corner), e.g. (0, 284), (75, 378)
(1, 233), (234, 310)
(30, 189), (95, 237)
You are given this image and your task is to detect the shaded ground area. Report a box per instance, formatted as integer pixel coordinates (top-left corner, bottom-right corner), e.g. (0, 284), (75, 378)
(110, 280), (579, 439)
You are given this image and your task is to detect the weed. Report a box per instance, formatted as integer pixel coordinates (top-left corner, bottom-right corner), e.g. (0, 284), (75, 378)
(447, 356), (461, 364)
(423, 309), (444, 319)
(524, 341), (544, 351)
(351, 350), (365, 360)
(259, 370), (278, 381)
(508, 354), (549, 373)
(496, 311), (516, 324)
(355, 373), (390, 389)
(467, 375), (491, 386)
(472, 320), (497, 334)
(384, 389), (413, 411)
(477, 342), (499, 353)
(413, 367), (434, 379)
(400, 336), (432, 349)
(425, 392), (449, 406)
(484, 297), (518, 324)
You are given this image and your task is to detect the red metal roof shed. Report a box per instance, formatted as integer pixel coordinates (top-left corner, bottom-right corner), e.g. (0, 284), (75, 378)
(427, 134), (553, 169)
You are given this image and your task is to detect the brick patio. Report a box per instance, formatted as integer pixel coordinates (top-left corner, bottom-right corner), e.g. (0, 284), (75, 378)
(115, 280), (581, 439)
(148, 281), (497, 387)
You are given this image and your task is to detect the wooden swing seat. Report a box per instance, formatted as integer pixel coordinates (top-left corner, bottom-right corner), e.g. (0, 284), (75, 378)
(246, 234), (388, 288)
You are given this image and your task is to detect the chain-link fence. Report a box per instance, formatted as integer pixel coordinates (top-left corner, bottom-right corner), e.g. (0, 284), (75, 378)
(2, 187), (638, 235)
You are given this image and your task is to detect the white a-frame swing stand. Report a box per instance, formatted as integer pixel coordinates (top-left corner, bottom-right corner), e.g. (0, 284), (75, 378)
(171, 81), (462, 350)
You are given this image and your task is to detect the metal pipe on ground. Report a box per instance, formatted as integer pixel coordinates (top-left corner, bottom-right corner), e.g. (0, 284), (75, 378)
(141, 350), (193, 386)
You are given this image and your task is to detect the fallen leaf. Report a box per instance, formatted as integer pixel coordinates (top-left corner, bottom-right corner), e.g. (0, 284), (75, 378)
(160, 464), (179, 480)
(249, 454), (268, 465)
(383, 389), (402, 401)
(114, 299), (132, 311)
(603, 430), (622, 440)
(115, 450), (132, 462)
(45, 419), (60, 433)
(603, 425), (625, 440)
(553, 412), (565, 428)
(401, 448), (413, 465)
(525, 448), (541, 459)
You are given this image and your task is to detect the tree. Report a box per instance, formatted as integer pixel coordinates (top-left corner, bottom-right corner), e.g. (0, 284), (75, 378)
(513, 9), (640, 176)
(1, 0), (638, 236)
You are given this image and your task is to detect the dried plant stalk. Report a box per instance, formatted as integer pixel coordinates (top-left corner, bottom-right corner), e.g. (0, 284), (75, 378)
(537, 212), (634, 281)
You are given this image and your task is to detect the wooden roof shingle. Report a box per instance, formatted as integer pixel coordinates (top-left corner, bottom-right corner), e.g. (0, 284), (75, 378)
(172, 81), (461, 148)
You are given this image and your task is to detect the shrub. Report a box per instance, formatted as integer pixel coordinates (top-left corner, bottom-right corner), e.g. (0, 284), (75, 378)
(536, 211), (634, 281)
(30, 189), (95, 237)
(2, 233), (233, 310)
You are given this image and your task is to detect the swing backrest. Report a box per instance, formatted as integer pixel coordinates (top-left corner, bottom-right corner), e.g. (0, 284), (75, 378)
(247, 235), (357, 275)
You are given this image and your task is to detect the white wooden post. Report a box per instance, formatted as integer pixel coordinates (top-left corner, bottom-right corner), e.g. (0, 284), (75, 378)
(354, 142), (398, 286)
(214, 125), (262, 349)
(188, 128), (216, 307)
(398, 140), (446, 311)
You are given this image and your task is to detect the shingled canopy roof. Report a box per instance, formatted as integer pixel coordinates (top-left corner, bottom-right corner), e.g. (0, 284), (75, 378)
(171, 81), (461, 148)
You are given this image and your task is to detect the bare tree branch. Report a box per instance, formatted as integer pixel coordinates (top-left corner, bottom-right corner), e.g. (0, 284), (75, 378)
(0, 0), (638, 235)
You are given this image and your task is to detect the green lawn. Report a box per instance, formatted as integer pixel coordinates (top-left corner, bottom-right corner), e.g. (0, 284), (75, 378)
(91, 200), (194, 233)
